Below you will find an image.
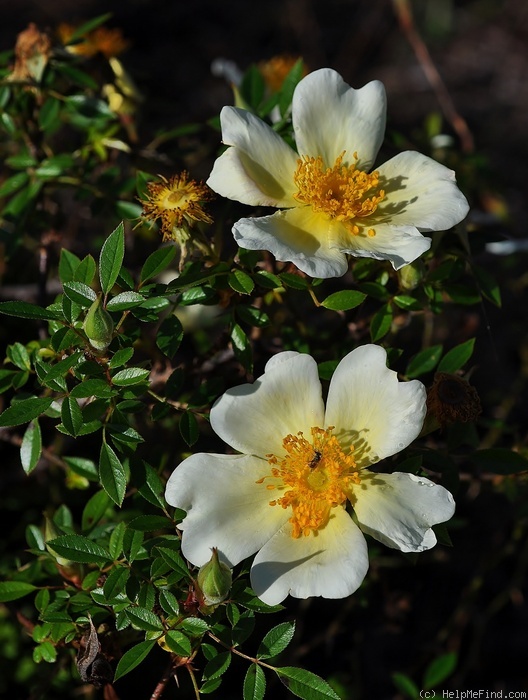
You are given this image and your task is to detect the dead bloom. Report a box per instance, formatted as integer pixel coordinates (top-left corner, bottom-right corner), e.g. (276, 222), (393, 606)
(426, 372), (482, 429)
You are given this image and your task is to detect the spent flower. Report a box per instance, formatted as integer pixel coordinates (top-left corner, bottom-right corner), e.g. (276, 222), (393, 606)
(140, 173), (213, 267)
(165, 344), (455, 605)
(207, 68), (469, 277)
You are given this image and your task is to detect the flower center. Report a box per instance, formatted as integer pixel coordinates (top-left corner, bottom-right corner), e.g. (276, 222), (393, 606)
(260, 426), (360, 538)
(293, 151), (384, 237)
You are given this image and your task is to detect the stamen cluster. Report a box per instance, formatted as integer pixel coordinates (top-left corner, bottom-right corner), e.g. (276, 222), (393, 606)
(293, 152), (385, 236)
(263, 427), (360, 538)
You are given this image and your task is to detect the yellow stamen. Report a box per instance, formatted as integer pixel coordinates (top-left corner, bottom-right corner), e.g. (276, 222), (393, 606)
(261, 426), (360, 538)
(293, 152), (384, 236)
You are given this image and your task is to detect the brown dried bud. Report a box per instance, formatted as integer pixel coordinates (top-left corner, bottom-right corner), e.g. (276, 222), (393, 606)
(426, 372), (482, 429)
(9, 23), (51, 83)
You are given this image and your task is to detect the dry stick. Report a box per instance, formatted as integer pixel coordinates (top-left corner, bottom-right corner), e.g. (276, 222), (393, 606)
(392, 0), (474, 154)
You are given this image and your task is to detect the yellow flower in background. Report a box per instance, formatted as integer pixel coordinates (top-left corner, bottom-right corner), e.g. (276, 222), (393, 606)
(207, 68), (469, 277)
(57, 24), (129, 59)
(165, 345), (455, 605)
(258, 55), (307, 92)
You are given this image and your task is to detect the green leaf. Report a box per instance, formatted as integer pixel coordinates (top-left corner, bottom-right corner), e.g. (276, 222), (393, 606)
(406, 345), (443, 378)
(114, 640), (155, 682)
(370, 303), (392, 342)
(437, 339), (475, 373)
(472, 264), (501, 307)
(0, 300), (62, 321)
(70, 379), (116, 399)
(112, 367), (150, 386)
(231, 323), (252, 373)
(106, 292), (146, 311)
(35, 154), (75, 178)
(279, 272), (309, 290)
(128, 515), (169, 532)
(43, 351), (84, 386)
(180, 617), (209, 635)
(393, 295), (422, 311)
(99, 442), (127, 506)
(278, 58), (304, 116)
(164, 630), (192, 656)
(7, 342), (31, 371)
(125, 606), (163, 631)
(140, 245), (178, 283)
(81, 490), (111, 531)
(156, 315), (184, 359)
(63, 456), (98, 481)
(257, 621), (295, 659)
(470, 448), (528, 475)
(229, 270), (255, 295)
(321, 290), (366, 311)
(39, 96), (61, 132)
(61, 397), (83, 437)
(423, 651), (457, 689)
(0, 397), (53, 427)
(0, 171), (28, 197)
(0, 581), (37, 603)
(63, 281), (97, 307)
(103, 568), (130, 601)
(240, 65), (265, 109)
(275, 667), (340, 700)
(244, 665), (266, 700)
(47, 535), (110, 564)
(179, 410), (199, 447)
(236, 305), (270, 328)
(159, 590), (180, 616)
(67, 13), (113, 42)
(109, 348), (134, 368)
(72, 255), (96, 286)
(100, 222), (125, 294)
(156, 547), (189, 579)
(232, 610), (256, 646)
(255, 270), (282, 289)
(392, 672), (419, 699)
(203, 651), (231, 681)
(317, 359), (339, 381)
(109, 522), (127, 560)
(20, 420), (42, 474)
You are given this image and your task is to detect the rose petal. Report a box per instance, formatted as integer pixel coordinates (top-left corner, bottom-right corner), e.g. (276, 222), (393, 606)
(376, 151), (470, 231)
(207, 106), (298, 207)
(352, 471), (456, 552)
(334, 220), (432, 270)
(251, 506), (369, 604)
(210, 351), (325, 457)
(165, 453), (289, 567)
(232, 207), (349, 278)
(325, 345), (426, 467)
(292, 69), (386, 170)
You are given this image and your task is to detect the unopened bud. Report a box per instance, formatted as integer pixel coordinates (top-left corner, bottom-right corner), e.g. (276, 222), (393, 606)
(83, 294), (113, 351)
(196, 548), (232, 606)
(398, 260), (424, 291)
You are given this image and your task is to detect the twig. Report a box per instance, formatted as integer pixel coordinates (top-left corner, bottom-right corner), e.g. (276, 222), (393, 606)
(150, 659), (176, 700)
(392, 0), (474, 153)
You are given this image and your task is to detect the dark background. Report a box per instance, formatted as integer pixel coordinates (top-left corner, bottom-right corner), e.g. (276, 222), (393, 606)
(1, 1), (528, 698)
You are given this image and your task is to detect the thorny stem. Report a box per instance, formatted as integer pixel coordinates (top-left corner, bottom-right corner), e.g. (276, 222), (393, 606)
(187, 664), (201, 700)
(392, 0), (474, 153)
(150, 659), (177, 700)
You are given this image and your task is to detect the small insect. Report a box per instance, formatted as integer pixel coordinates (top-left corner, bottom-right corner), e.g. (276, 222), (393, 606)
(308, 450), (322, 469)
